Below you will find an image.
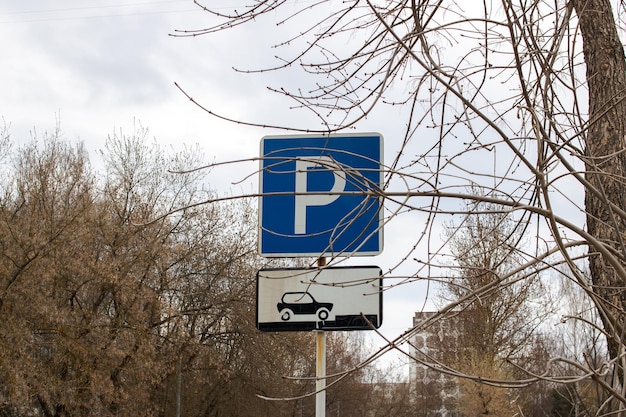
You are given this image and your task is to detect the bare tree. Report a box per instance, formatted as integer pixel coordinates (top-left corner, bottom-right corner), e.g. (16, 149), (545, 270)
(442, 198), (550, 360)
(549, 268), (610, 416)
(0, 125), (408, 417)
(438, 198), (554, 415)
(174, 0), (626, 414)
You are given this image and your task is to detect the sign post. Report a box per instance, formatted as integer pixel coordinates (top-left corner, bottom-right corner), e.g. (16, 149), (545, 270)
(316, 329), (326, 417)
(316, 258), (326, 417)
(256, 133), (385, 417)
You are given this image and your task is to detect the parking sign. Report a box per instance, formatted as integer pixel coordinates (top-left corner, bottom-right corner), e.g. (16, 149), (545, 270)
(259, 133), (383, 257)
(256, 266), (383, 331)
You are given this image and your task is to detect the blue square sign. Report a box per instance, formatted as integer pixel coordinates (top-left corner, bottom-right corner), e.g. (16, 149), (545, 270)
(259, 133), (383, 257)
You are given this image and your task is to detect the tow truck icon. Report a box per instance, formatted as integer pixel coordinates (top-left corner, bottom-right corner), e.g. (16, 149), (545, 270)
(277, 292), (334, 321)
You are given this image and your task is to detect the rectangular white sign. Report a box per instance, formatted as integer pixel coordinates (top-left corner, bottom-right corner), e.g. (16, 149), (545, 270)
(256, 266), (383, 331)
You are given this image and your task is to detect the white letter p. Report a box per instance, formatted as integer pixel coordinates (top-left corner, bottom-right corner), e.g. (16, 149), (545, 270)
(294, 156), (346, 234)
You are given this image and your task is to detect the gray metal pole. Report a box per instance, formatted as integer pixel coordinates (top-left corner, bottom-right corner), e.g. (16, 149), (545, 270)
(316, 330), (326, 417)
(316, 257), (326, 417)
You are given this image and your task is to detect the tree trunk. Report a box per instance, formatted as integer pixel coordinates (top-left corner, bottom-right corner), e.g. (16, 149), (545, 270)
(573, 0), (626, 385)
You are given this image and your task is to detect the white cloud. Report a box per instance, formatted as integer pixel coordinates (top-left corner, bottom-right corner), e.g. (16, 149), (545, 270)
(0, 2), (432, 364)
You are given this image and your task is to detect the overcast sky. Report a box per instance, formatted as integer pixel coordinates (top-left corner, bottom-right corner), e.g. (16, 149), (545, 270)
(1, 1), (432, 371)
(2, 2), (254, 157)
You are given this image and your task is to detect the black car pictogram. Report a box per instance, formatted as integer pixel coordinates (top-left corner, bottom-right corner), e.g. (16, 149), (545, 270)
(277, 292), (334, 321)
